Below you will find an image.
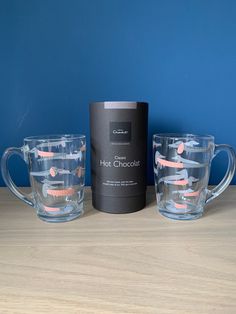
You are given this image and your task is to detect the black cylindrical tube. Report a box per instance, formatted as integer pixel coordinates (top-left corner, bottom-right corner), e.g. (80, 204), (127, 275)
(90, 101), (148, 213)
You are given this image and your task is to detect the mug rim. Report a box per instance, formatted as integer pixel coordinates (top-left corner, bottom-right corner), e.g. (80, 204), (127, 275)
(24, 134), (86, 142)
(153, 133), (214, 140)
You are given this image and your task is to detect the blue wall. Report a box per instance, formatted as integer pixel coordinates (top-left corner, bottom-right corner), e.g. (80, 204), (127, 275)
(0, 0), (236, 186)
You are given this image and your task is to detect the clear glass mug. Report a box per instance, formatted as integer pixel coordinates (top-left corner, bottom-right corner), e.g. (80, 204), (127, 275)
(153, 134), (235, 220)
(1, 134), (86, 223)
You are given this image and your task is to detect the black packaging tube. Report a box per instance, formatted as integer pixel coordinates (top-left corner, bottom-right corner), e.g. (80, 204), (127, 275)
(90, 101), (148, 213)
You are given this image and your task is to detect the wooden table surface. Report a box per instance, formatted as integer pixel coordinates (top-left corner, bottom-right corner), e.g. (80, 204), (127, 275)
(0, 186), (236, 314)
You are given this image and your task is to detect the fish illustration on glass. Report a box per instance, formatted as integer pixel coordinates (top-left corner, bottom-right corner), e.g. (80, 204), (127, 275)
(43, 204), (76, 214)
(29, 142), (85, 161)
(166, 200), (189, 212)
(37, 139), (68, 149)
(42, 182), (75, 198)
(41, 180), (64, 197)
(169, 140), (210, 153)
(158, 169), (188, 183)
(30, 166), (85, 178)
(37, 151), (83, 161)
(173, 188), (201, 197)
(46, 187), (75, 197)
(172, 155), (206, 168)
(157, 157), (204, 169)
(163, 176), (198, 186)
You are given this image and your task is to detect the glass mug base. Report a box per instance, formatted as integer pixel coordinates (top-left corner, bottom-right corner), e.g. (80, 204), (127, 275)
(157, 201), (203, 221)
(37, 202), (84, 223)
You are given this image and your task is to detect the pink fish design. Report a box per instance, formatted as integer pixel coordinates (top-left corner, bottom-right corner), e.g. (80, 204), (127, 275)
(44, 206), (60, 212)
(46, 188), (75, 197)
(183, 190), (200, 197)
(37, 150), (55, 157)
(158, 169), (188, 184)
(172, 179), (189, 186)
(177, 142), (185, 154)
(173, 188), (200, 196)
(164, 176), (198, 186)
(157, 158), (184, 169)
(174, 202), (187, 209)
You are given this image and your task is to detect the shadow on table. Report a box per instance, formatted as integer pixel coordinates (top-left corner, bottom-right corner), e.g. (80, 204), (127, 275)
(83, 192), (99, 218)
(203, 186), (236, 217)
(203, 199), (235, 218)
(83, 207), (99, 218)
(203, 203), (215, 217)
(146, 186), (156, 207)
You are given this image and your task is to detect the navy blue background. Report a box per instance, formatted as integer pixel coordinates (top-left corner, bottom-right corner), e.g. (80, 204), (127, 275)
(0, 0), (236, 186)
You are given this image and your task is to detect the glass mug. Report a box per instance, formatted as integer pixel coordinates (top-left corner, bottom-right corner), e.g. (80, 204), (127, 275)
(1, 134), (86, 223)
(153, 134), (235, 220)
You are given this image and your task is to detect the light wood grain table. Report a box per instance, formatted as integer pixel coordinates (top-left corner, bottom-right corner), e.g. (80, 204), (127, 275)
(0, 186), (236, 314)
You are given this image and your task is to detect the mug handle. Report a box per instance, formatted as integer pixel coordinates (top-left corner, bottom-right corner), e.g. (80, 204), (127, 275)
(206, 144), (236, 204)
(1, 146), (35, 207)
